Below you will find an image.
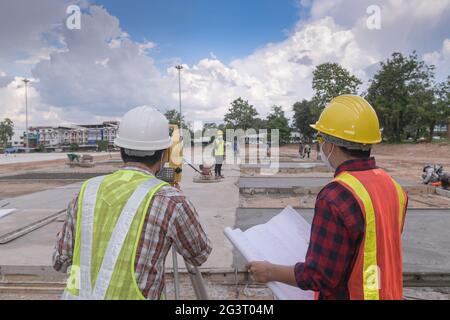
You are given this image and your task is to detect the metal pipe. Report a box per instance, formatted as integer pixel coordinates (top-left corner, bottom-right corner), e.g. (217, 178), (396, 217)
(172, 247), (180, 300)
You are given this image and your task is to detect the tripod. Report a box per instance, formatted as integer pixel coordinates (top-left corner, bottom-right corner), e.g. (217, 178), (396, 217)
(170, 248), (209, 300)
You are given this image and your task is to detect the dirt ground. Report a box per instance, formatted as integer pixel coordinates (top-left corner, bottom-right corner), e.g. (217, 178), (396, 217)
(0, 181), (72, 200)
(281, 142), (450, 183)
(242, 143), (450, 209)
(0, 154), (122, 199)
(0, 153), (120, 175)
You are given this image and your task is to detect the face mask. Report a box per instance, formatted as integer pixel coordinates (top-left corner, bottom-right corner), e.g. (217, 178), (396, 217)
(320, 143), (334, 170)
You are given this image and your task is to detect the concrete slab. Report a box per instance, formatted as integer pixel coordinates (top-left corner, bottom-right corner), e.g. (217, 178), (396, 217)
(240, 162), (325, 169)
(239, 176), (431, 195)
(436, 188), (450, 198)
(0, 183), (82, 239)
(233, 207), (450, 273)
(240, 162), (330, 175)
(0, 164), (239, 272)
(166, 164), (239, 271)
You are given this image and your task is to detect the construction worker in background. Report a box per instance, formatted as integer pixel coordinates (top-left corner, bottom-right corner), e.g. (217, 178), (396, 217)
(302, 143), (311, 159)
(213, 130), (225, 178)
(247, 95), (408, 300)
(53, 106), (212, 300)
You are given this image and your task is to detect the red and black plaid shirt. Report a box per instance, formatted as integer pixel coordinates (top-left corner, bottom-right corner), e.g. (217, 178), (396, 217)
(294, 157), (407, 300)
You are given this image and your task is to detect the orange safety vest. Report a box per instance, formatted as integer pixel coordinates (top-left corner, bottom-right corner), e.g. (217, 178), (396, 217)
(315, 168), (407, 300)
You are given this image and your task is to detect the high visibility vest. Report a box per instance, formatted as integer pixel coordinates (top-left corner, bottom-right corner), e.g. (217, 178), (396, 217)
(62, 169), (168, 300)
(215, 139), (224, 156)
(331, 168), (407, 300)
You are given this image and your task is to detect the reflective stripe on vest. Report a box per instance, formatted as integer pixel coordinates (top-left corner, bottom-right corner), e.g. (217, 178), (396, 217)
(80, 175), (106, 299)
(63, 172), (167, 300)
(334, 172), (380, 300)
(334, 169), (405, 300)
(93, 178), (163, 299)
(392, 180), (407, 231)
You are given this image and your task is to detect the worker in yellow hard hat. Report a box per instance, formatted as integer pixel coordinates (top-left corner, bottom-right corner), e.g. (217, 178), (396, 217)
(213, 130), (225, 178)
(247, 95), (408, 300)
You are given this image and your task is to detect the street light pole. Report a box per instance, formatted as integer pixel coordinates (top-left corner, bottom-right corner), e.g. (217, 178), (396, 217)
(175, 65), (183, 131)
(23, 78), (30, 150)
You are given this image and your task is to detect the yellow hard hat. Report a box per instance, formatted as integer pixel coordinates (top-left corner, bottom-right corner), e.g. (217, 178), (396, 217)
(310, 95), (382, 145)
(217, 130), (224, 136)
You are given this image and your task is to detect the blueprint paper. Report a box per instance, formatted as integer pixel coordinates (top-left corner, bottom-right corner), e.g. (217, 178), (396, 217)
(224, 206), (314, 300)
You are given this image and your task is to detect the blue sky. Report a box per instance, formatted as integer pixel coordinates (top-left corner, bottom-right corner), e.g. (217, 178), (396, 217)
(91, 0), (306, 68)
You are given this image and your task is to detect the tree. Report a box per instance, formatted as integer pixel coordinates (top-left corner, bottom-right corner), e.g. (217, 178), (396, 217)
(0, 118), (14, 148)
(312, 63), (362, 108)
(164, 109), (186, 128)
(292, 100), (319, 141)
(266, 106), (291, 144)
(428, 77), (450, 140)
(202, 122), (217, 134)
(224, 98), (259, 130)
(367, 52), (437, 142)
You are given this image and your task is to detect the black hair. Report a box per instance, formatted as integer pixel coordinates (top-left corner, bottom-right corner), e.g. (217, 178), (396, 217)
(339, 146), (371, 158)
(120, 148), (165, 166)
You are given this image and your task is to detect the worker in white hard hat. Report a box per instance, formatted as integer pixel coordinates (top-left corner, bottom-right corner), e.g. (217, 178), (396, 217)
(53, 106), (212, 300)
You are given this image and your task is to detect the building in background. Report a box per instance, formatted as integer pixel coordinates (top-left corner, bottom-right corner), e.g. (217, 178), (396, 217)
(26, 121), (119, 150)
(79, 121), (118, 147)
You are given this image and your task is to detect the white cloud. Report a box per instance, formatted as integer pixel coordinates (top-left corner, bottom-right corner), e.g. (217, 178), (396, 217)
(424, 39), (450, 81)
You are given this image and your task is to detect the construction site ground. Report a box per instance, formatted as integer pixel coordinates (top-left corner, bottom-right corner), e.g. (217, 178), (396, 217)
(1, 143), (449, 300)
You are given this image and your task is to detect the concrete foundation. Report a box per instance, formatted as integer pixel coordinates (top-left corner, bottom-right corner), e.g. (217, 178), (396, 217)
(232, 207), (450, 274)
(239, 176), (433, 195)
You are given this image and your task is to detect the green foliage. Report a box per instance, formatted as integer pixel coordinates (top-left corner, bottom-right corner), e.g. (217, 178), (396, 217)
(36, 144), (47, 153)
(366, 52), (446, 142)
(312, 63), (362, 108)
(0, 118), (14, 148)
(164, 109), (187, 128)
(70, 143), (79, 151)
(224, 98), (259, 130)
(292, 100), (320, 142)
(96, 140), (108, 152)
(266, 105), (291, 144)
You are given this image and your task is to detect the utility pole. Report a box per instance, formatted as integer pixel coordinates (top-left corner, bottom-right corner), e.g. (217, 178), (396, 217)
(23, 78), (30, 150)
(175, 65), (183, 131)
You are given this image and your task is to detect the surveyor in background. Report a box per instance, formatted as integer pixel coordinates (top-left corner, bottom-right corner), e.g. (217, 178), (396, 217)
(53, 106), (212, 300)
(247, 95), (408, 300)
(213, 130), (225, 178)
(302, 143), (311, 159)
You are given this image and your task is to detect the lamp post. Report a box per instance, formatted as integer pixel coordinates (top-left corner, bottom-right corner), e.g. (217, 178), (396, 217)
(175, 65), (183, 131)
(23, 78), (30, 150)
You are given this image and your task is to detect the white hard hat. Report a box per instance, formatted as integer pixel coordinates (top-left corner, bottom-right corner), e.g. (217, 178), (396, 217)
(114, 106), (171, 154)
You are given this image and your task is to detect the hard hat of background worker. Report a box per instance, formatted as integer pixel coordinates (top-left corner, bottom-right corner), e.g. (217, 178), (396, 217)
(114, 106), (171, 156)
(310, 95), (382, 145)
(217, 130), (223, 136)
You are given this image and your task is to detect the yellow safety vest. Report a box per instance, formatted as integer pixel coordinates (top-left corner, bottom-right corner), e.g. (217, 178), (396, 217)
(62, 169), (167, 300)
(215, 139), (224, 156)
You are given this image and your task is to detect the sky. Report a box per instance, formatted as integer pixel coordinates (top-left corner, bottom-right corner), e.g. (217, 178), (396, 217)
(0, 0), (449, 133)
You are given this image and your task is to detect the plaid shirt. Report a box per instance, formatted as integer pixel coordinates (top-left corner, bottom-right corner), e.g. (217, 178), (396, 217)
(294, 157), (407, 300)
(53, 164), (212, 300)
